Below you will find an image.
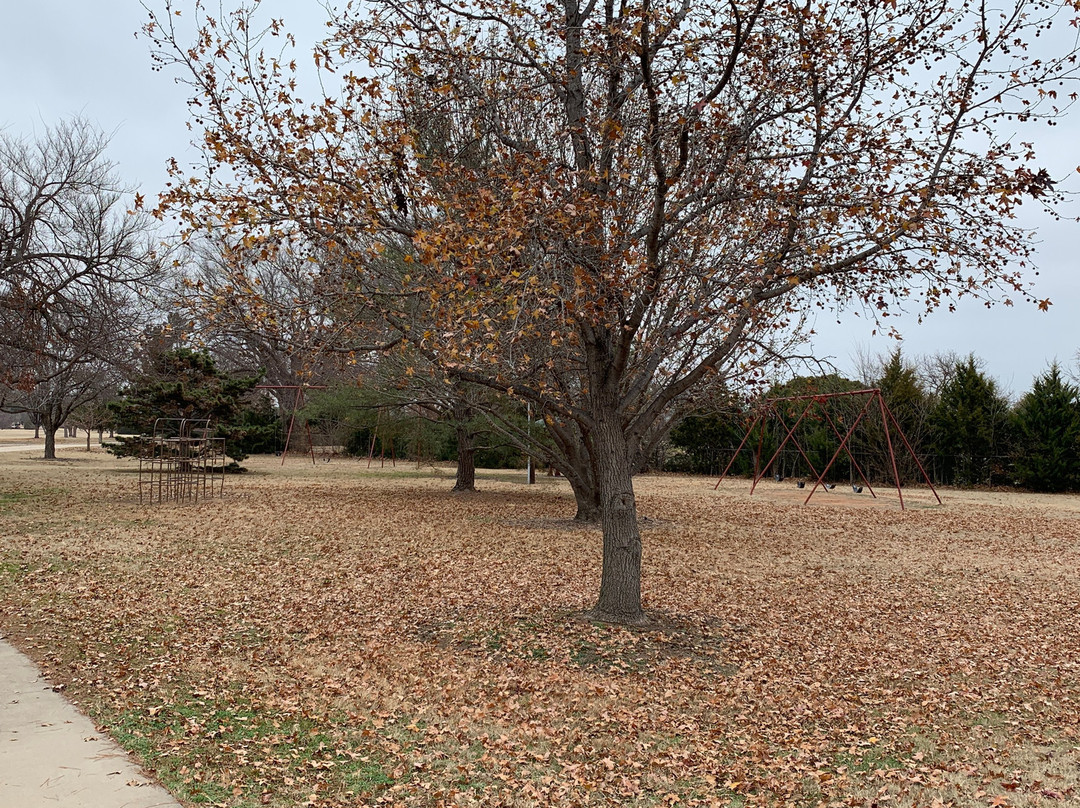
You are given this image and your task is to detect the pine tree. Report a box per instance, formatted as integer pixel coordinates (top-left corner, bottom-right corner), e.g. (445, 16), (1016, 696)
(929, 356), (1012, 486)
(765, 375), (865, 482)
(871, 350), (930, 484)
(108, 348), (263, 462)
(1012, 364), (1080, 492)
(668, 409), (751, 476)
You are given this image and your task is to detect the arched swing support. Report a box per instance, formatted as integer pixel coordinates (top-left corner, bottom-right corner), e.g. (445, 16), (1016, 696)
(256, 385), (327, 465)
(714, 388), (942, 510)
(366, 408), (397, 469)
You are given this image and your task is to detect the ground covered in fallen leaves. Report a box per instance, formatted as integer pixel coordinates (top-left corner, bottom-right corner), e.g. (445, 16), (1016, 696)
(0, 448), (1078, 808)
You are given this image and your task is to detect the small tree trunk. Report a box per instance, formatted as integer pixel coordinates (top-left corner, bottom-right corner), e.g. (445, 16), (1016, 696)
(86, 429), (92, 451)
(43, 428), (57, 460)
(588, 414), (645, 625)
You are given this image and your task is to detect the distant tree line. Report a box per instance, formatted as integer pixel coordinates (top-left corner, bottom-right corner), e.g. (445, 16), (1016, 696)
(666, 351), (1080, 493)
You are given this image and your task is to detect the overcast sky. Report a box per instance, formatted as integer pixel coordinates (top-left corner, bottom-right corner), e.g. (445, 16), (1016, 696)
(2, 1), (1077, 398)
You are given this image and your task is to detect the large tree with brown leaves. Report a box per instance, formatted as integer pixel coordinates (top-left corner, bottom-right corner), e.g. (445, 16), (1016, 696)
(145, 0), (1079, 623)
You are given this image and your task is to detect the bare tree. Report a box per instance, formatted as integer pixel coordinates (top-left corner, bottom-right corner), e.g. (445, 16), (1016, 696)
(0, 119), (163, 458)
(174, 233), (401, 409)
(1, 352), (122, 459)
(917, 350), (967, 402)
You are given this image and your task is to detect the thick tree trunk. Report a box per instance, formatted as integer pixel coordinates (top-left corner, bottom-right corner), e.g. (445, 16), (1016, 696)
(588, 414), (645, 625)
(570, 478), (601, 522)
(550, 431), (602, 521)
(534, 409), (608, 521)
(453, 435), (476, 491)
(452, 402), (476, 492)
(40, 402), (66, 460)
(43, 428), (57, 460)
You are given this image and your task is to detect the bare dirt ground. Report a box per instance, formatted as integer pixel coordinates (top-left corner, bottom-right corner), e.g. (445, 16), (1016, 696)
(0, 451), (1077, 807)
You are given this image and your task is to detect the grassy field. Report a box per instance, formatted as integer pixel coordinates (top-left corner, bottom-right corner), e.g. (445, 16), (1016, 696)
(0, 447), (1078, 807)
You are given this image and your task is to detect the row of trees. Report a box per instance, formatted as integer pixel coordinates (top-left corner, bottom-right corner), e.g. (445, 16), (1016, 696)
(668, 352), (1080, 492)
(0, 116), (527, 477)
(4, 0), (1079, 623)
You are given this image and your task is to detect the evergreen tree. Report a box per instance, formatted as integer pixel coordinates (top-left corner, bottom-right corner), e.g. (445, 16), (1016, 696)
(668, 409), (752, 476)
(929, 356), (1012, 486)
(1012, 364), (1080, 492)
(108, 348), (263, 462)
(759, 375), (865, 482)
(869, 350), (930, 484)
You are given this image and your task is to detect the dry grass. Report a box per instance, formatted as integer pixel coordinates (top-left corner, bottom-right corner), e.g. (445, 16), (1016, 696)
(0, 449), (1078, 807)
(0, 426), (86, 451)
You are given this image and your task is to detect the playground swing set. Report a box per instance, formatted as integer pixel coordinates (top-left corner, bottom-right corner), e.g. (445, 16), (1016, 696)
(256, 384), (328, 464)
(262, 387), (425, 470)
(714, 388), (941, 510)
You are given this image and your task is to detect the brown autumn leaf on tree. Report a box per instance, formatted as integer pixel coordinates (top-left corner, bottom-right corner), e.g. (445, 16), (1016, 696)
(143, 0), (1080, 624)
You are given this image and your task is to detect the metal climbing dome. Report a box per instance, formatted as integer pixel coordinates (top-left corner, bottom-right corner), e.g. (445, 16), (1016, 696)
(137, 418), (226, 505)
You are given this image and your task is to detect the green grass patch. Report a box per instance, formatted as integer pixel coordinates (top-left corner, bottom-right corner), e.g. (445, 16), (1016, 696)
(0, 491), (33, 508)
(106, 690), (403, 807)
(968, 709), (1013, 729)
(0, 559), (27, 579)
(0, 485), (67, 514)
(833, 745), (908, 773)
(570, 639), (603, 667)
(342, 759), (394, 793)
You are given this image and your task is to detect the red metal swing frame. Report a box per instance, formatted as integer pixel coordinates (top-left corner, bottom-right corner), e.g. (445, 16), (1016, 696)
(714, 388), (942, 510)
(255, 384), (327, 465)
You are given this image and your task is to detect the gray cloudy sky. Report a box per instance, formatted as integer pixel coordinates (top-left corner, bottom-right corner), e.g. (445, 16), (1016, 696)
(2, 1), (1077, 397)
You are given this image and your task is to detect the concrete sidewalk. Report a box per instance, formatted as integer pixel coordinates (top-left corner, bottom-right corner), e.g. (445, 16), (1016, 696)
(0, 636), (181, 808)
